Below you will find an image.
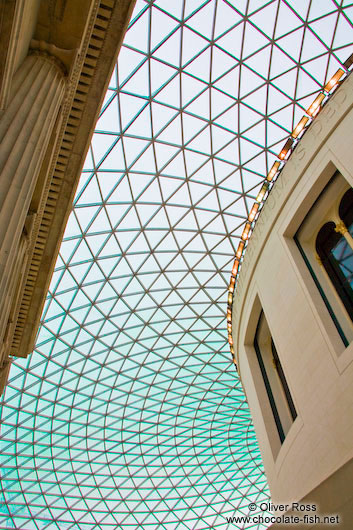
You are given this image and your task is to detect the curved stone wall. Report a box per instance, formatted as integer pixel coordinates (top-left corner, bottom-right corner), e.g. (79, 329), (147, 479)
(231, 72), (353, 519)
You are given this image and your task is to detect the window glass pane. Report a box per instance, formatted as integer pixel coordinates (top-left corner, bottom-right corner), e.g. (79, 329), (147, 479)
(331, 229), (353, 294)
(296, 175), (353, 346)
(254, 312), (296, 445)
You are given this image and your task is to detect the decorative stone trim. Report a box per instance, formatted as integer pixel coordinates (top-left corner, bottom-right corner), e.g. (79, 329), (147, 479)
(228, 56), (353, 368)
(8, 0), (136, 359)
(334, 221), (348, 236)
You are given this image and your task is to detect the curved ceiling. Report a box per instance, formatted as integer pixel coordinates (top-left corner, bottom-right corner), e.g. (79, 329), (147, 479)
(1, 1), (353, 528)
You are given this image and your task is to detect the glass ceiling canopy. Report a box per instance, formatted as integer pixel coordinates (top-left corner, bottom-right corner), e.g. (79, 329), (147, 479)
(1, 1), (353, 528)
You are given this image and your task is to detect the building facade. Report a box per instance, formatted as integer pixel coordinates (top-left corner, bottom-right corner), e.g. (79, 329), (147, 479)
(232, 73), (353, 526)
(0, 0), (135, 393)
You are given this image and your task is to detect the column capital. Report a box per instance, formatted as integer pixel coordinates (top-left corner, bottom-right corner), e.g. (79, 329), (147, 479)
(29, 39), (77, 76)
(334, 221), (348, 236)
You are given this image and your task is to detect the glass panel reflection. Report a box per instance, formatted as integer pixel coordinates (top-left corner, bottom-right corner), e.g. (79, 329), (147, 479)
(2, 1), (353, 528)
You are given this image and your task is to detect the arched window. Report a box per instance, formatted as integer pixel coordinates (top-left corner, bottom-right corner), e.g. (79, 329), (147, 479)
(295, 175), (353, 346)
(316, 219), (353, 322)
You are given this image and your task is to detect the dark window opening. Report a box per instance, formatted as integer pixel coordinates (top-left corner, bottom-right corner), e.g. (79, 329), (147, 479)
(254, 311), (296, 444)
(316, 221), (353, 321)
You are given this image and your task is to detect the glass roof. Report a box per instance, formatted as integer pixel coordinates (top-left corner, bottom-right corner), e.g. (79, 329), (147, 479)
(1, 1), (353, 528)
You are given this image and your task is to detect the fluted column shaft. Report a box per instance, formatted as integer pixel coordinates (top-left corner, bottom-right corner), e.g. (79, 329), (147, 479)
(0, 52), (66, 368)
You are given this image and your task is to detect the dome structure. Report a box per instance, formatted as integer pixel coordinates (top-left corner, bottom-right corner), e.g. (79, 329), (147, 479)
(1, 1), (353, 529)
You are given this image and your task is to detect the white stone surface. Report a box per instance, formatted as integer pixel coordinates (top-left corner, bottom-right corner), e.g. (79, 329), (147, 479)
(232, 74), (353, 511)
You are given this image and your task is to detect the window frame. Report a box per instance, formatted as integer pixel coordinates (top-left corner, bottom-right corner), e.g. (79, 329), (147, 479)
(254, 310), (297, 445)
(294, 173), (353, 347)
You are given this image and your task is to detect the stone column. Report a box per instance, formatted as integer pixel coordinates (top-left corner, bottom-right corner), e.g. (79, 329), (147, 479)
(0, 50), (66, 390)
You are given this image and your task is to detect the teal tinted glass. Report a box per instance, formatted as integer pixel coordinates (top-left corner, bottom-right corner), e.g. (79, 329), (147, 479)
(332, 227), (353, 291)
(1, 1), (353, 528)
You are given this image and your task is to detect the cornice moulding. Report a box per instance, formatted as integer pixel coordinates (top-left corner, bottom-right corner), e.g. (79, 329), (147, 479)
(8, 0), (136, 359)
